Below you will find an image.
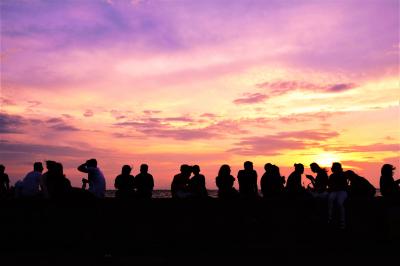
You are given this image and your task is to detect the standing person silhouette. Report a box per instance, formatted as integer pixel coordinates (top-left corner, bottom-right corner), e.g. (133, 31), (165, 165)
(78, 159), (106, 198)
(135, 164), (154, 199)
(237, 161), (258, 198)
(114, 165), (135, 199)
(327, 162), (348, 229)
(0, 165), (10, 198)
(286, 163), (305, 196)
(379, 164), (400, 199)
(216, 164), (238, 198)
(305, 162), (328, 199)
(188, 165), (208, 198)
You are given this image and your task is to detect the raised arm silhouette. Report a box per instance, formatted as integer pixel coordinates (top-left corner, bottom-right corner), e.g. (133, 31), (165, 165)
(78, 159), (106, 198)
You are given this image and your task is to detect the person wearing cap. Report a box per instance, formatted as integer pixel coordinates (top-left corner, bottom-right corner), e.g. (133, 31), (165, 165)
(78, 159), (106, 198)
(114, 164), (135, 199)
(380, 164), (400, 198)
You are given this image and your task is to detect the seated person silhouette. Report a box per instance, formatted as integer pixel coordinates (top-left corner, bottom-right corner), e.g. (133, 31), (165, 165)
(260, 163), (285, 198)
(346, 170), (376, 199)
(0, 164), (10, 198)
(216, 164), (239, 199)
(40, 160), (57, 198)
(327, 162), (348, 229)
(237, 161), (258, 198)
(46, 162), (72, 198)
(305, 162), (328, 199)
(115, 165), (135, 199)
(78, 159), (106, 198)
(21, 162), (44, 197)
(379, 164), (400, 199)
(286, 163), (305, 195)
(135, 164), (154, 199)
(171, 164), (192, 199)
(188, 165), (208, 198)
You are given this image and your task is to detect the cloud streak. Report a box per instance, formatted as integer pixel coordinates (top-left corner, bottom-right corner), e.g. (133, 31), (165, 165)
(233, 93), (268, 105)
(256, 80), (357, 96)
(229, 129), (339, 155)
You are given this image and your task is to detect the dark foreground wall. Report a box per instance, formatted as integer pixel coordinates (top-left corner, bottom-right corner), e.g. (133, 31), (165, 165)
(0, 198), (399, 265)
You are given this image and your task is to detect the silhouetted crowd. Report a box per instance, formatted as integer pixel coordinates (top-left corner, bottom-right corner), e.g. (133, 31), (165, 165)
(0, 160), (399, 229)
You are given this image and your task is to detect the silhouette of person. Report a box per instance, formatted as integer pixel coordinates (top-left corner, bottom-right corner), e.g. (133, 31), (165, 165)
(346, 170), (376, 199)
(21, 162), (44, 197)
(188, 165), (208, 198)
(78, 159), (106, 198)
(114, 165), (135, 199)
(135, 164), (154, 199)
(171, 164), (192, 198)
(286, 163), (305, 195)
(305, 162), (328, 199)
(40, 160), (57, 198)
(379, 164), (400, 199)
(260, 163), (285, 198)
(237, 161), (258, 198)
(0, 164), (10, 198)
(216, 164), (239, 198)
(327, 162), (348, 229)
(46, 162), (72, 198)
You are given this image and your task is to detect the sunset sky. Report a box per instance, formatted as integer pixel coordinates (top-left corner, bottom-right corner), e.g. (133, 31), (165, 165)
(1, 0), (399, 189)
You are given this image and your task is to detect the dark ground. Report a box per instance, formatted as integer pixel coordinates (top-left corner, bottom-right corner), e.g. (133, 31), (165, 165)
(0, 197), (399, 265)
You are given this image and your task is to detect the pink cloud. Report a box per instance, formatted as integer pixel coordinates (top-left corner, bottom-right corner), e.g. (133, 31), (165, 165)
(233, 93), (268, 105)
(83, 109), (94, 117)
(257, 80), (357, 96)
(229, 129), (338, 155)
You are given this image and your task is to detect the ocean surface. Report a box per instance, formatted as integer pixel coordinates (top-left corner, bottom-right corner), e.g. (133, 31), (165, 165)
(105, 190), (381, 198)
(105, 190), (219, 198)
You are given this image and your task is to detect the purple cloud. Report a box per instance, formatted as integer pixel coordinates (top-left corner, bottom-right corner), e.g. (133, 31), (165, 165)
(0, 112), (27, 134)
(325, 83), (357, 92)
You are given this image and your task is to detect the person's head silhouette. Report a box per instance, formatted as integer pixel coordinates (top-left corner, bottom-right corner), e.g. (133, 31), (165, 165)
(180, 164), (188, 173)
(122, 165), (132, 175)
(294, 163), (304, 174)
(45, 160), (57, 171)
(192, 165), (200, 175)
(345, 170), (358, 182)
(0, 164), (5, 174)
(264, 163), (273, 172)
(331, 162), (343, 173)
(244, 161), (253, 171)
(219, 164), (231, 176)
(55, 162), (64, 175)
(310, 162), (321, 173)
(34, 162), (44, 173)
(381, 164), (395, 177)
(140, 164), (148, 174)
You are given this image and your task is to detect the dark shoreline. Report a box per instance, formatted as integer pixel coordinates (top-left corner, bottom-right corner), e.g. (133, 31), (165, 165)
(0, 197), (399, 265)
